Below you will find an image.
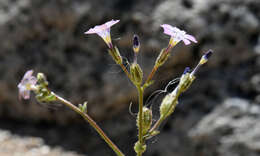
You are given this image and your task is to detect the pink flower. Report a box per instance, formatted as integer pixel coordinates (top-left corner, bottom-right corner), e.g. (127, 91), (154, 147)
(18, 70), (37, 100)
(161, 24), (197, 46)
(84, 19), (120, 49)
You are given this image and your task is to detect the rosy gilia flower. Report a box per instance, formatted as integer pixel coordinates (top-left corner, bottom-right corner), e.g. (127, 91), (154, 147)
(84, 19), (120, 49)
(17, 70), (37, 100)
(161, 24), (197, 46)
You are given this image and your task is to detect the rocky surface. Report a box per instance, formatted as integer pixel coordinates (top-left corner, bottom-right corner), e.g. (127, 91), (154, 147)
(190, 98), (260, 156)
(0, 0), (260, 155)
(0, 128), (83, 156)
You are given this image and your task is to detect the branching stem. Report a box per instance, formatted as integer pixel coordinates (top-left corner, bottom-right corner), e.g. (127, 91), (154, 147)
(52, 92), (125, 156)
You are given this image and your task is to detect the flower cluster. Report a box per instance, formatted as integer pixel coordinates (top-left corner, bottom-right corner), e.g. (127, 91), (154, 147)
(18, 19), (212, 156)
(84, 20), (197, 50)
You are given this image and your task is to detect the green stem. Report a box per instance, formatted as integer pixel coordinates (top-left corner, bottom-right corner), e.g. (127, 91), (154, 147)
(137, 85), (144, 156)
(119, 63), (133, 83)
(52, 92), (125, 156)
(148, 117), (164, 134)
(145, 66), (158, 85)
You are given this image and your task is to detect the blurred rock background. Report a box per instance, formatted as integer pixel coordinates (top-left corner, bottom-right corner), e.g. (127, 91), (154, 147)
(0, 0), (260, 155)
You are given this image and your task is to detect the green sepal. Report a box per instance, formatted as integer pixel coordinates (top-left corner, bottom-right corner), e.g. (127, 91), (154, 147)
(136, 107), (153, 136)
(35, 73), (56, 103)
(35, 92), (56, 103)
(108, 46), (123, 65)
(155, 48), (170, 67)
(179, 73), (195, 92)
(130, 63), (143, 85)
(159, 94), (178, 119)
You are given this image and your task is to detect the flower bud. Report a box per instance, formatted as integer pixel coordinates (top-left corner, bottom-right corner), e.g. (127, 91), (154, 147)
(159, 94), (178, 119)
(155, 48), (170, 67)
(133, 34), (140, 53)
(108, 46), (123, 65)
(179, 67), (194, 92)
(37, 73), (48, 86)
(79, 101), (88, 113)
(35, 73), (56, 103)
(136, 107), (152, 135)
(130, 63), (143, 85)
(199, 49), (213, 65)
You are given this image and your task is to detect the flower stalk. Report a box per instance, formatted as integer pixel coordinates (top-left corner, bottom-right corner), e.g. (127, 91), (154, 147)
(53, 93), (125, 156)
(18, 70), (125, 156)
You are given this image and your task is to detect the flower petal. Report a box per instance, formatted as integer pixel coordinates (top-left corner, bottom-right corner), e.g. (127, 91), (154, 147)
(105, 19), (120, 27)
(22, 90), (30, 100)
(30, 77), (37, 86)
(161, 24), (175, 36)
(85, 19), (119, 35)
(23, 70), (34, 80)
(84, 28), (96, 34)
(183, 39), (191, 45)
(18, 70), (37, 100)
(185, 34), (197, 43)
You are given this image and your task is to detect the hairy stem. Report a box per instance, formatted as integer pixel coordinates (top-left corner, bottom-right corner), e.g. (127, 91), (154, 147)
(119, 63), (132, 82)
(137, 85), (144, 156)
(145, 66), (158, 85)
(148, 117), (164, 134)
(52, 92), (125, 156)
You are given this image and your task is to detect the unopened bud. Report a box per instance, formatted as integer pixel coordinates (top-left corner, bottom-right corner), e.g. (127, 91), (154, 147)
(199, 49), (213, 65)
(191, 49), (213, 76)
(133, 34), (140, 53)
(130, 63), (143, 85)
(108, 46), (123, 65)
(183, 67), (190, 75)
(179, 67), (194, 92)
(160, 94), (178, 119)
(79, 101), (88, 113)
(35, 73), (56, 103)
(155, 48), (170, 67)
(37, 73), (48, 86)
(137, 107), (152, 135)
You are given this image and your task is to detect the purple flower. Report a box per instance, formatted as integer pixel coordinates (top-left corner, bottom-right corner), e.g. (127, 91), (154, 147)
(18, 70), (37, 100)
(161, 24), (197, 46)
(84, 19), (120, 49)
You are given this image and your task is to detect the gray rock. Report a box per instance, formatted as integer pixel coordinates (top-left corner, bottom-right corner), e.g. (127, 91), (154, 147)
(190, 98), (260, 156)
(0, 129), (83, 156)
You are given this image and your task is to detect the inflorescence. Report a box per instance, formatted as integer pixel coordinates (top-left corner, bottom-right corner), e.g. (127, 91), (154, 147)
(18, 19), (213, 156)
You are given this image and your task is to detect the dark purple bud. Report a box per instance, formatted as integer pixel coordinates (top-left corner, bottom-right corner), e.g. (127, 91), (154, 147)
(183, 67), (190, 75)
(133, 34), (140, 47)
(203, 49), (213, 60)
(133, 34), (140, 54)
